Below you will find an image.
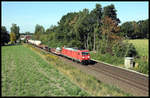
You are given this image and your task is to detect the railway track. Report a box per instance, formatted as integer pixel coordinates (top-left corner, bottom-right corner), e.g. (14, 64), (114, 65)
(88, 63), (149, 96)
(31, 44), (149, 96)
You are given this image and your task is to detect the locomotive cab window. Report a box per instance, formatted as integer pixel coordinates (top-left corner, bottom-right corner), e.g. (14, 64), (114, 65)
(82, 52), (89, 55)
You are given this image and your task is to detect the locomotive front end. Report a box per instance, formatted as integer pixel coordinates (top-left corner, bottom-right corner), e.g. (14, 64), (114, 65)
(81, 51), (90, 64)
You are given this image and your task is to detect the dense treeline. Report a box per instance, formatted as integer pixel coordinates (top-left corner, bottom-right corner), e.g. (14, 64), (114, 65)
(120, 19), (149, 39)
(34, 4), (121, 51)
(33, 3), (146, 57)
(20, 32), (34, 35)
(33, 4), (148, 52)
(1, 24), (20, 45)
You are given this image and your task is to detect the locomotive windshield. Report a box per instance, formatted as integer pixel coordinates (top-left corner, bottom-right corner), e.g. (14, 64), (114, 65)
(82, 52), (89, 55)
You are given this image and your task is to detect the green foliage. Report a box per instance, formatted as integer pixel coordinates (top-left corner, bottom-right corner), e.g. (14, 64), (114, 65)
(102, 4), (120, 24)
(91, 39), (148, 75)
(99, 39), (107, 54)
(125, 43), (138, 57)
(1, 26), (10, 45)
(10, 23), (20, 40)
(30, 3), (147, 63)
(10, 32), (16, 44)
(33, 4), (104, 50)
(112, 42), (138, 57)
(120, 19), (149, 39)
(67, 40), (82, 48)
(25, 31), (30, 35)
(112, 42), (128, 57)
(133, 59), (149, 74)
(34, 24), (45, 40)
(91, 52), (124, 66)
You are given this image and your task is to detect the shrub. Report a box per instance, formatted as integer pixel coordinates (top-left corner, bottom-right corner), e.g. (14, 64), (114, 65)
(112, 42), (127, 57)
(133, 59), (149, 74)
(112, 42), (138, 57)
(125, 43), (138, 57)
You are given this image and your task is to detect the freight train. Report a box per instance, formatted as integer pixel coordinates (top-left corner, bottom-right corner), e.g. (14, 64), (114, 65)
(28, 40), (90, 64)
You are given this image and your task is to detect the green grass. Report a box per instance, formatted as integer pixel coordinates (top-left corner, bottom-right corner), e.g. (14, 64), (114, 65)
(2, 45), (89, 96)
(126, 39), (148, 58)
(26, 44), (132, 96)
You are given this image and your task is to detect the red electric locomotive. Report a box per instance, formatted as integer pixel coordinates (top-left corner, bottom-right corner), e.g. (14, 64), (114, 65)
(61, 47), (90, 64)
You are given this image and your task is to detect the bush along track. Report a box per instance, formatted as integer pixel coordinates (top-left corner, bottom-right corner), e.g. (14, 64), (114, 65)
(26, 44), (132, 96)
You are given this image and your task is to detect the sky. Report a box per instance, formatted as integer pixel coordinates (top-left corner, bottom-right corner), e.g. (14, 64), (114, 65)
(1, 1), (149, 33)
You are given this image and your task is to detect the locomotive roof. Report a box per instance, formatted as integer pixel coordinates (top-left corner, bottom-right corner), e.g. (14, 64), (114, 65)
(64, 48), (78, 51)
(64, 47), (89, 52)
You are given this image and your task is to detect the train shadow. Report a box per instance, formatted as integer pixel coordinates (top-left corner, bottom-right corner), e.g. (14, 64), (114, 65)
(86, 60), (98, 66)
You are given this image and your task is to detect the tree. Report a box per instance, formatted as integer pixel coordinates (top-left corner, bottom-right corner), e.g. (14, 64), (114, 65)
(120, 22), (134, 38)
(1, 26), (10, 45)
(10, 23), (20, 40)
(120, 19), (149, 39)
(131, 21), (140, 39)
(90, 3), (102, 51)
(25, 31), (30, 35)
(137, 19), (149, 39)
(102, 4), (120, 24)
(45, 25), (57, 34)
(101, 16), (120, 54)
(34, 24), (45, 40)
(10, 32), (16, 44)
(75, 8), (91, 49)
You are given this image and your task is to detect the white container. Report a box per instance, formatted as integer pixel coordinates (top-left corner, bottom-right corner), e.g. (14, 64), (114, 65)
(124, 57), (134, 68)
(34, 40), (41, 46)
(21, 38), (25, 41)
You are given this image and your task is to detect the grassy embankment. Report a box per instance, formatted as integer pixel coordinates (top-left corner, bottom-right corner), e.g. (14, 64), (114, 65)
(90, 39), (148, 75)
(2, 45), (89, 96)
(25, 44), (132, 96)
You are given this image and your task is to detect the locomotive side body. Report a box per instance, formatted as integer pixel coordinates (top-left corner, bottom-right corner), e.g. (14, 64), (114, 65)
(61, 47), (90, 64)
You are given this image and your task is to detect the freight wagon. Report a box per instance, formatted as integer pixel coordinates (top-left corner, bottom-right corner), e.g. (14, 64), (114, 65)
(28, 40), (90, 64)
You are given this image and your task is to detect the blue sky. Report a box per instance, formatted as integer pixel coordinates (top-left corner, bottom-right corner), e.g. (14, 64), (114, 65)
(2, 1), (149, 33)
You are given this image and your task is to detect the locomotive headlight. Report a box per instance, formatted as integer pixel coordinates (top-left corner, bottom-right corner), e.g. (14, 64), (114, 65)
(88, 56), (90, 58)
(82, 57), (85, 58)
